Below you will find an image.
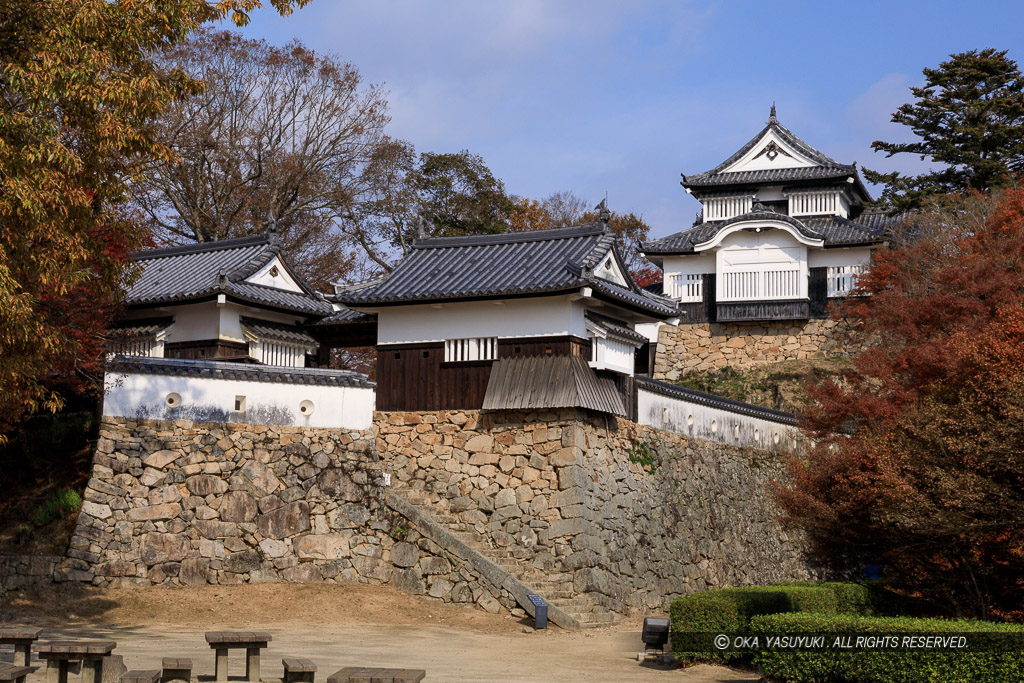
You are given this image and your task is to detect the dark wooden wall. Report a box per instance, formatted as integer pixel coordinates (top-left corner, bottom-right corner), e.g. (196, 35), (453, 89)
(375, 336), (592, 411)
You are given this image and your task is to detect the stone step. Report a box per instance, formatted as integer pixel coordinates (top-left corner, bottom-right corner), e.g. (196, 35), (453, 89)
(531, 591), (576, 601)
(570, 611), (618, 624)
(546, 598), (592, 609)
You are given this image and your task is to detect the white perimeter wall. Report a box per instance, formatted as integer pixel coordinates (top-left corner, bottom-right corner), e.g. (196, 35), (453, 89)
(807, 246), (873, 269)
(376, 295), (587, 344)
(637, 387), (798, 452)
(103, 370), (374, 430)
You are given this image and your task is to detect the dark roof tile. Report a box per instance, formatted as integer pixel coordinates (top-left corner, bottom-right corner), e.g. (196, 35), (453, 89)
(126, 235), (331, 316)
(338, 224), (678, 318)
(643, 211), (886, 255)
(107, 356), (373, 388)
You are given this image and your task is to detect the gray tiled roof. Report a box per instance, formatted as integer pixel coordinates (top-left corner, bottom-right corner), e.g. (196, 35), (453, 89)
(584, 312), (648, 345)
(681, 113), (871, 202)
(107, 356), (374, 388)
(337, 224), (679, 318)
(642, 210), (886, 255)
(635, 376), (797, 426)
(108, 317), (174, 338)
(240, 317), (318, 346)
(313, 307), (375, 326)
(685, 166), (859, 188)
(125, 234), (332, 317)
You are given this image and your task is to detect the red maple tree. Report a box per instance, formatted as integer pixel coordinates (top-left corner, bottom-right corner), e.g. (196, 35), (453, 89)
(777, 188), (1024, 621)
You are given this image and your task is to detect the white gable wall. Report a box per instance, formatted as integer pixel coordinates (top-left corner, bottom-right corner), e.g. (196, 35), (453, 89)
(245, 256), (304, 292)
(593, 253), (629, 286)
(721, 130), (818, 173)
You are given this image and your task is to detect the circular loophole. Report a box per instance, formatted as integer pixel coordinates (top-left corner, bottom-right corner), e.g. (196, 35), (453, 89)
(299, 399), (315, 416)
(166, 392), (181, 407)
(710, 420), (717, 434)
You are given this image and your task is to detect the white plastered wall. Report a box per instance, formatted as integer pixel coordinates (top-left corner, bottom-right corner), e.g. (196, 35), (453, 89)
(124, 302), (308, 345)
(715, 229), (808, 300)
(638, 388), (797, 453)
(807, 247), (873, 269)
(103, 370), (374, 430)
(375, 295), (586, 344)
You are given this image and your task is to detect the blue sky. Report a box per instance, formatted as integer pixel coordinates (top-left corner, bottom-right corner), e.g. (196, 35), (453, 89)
(231, 1), (1024, 239)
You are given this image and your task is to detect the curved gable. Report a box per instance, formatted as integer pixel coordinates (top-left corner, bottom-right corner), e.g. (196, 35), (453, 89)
(692, 212), (824, 251)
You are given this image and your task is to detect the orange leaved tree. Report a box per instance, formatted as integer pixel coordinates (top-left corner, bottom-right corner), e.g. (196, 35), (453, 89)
(0, 0), (310, 439)
(778, 188), (1024, 621)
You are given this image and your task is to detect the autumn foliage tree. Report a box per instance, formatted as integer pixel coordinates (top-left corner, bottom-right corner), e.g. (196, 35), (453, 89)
(778, 187), (1024, 620)
(130, 30), (386, 286)
(0, 0), (308, 438)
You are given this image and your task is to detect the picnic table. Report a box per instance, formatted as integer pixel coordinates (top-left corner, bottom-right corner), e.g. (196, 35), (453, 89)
(0, 628), (41, 666)
(327, 667), (425, 683)
(34, 641), (116, 683)
(204, 632), (272, 683)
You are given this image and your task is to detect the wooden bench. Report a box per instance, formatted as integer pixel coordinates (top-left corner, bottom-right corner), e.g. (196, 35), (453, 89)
(35, 641), (117, 683)
(204, 632), (271, 683)
(161, 658), (192, 683)
(326, 668), (425, 683)
(123, 671), (161, 683)
(0, 628), (41, 666)
(282, 659), (315, 683)
(0, 663), (33, 683)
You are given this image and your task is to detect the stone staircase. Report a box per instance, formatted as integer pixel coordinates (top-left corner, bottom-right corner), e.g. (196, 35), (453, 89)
(387, 486), (621, 629)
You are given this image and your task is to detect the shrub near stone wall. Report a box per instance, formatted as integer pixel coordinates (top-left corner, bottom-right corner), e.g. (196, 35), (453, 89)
(378, 409), (817, 615)
(69, 417), (509, 613)
(654, 319), (858, 380)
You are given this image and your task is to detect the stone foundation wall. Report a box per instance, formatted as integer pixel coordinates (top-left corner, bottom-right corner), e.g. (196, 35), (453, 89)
(0, 555), (61, 596)
(653, 318), (859, 380)
(379, 409), (817, 614)
(50, 410), (816, 618)
(67, 417), (511, 613)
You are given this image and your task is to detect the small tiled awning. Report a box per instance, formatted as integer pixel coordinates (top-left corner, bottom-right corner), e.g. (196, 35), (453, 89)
(482, 355), (625, 416)
(584, 312), (648, 346)
(107, 317), (174, 339)
(240, 317), (317, 346)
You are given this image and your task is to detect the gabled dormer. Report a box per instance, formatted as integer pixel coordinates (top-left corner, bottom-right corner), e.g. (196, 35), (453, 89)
(682, 107), (872, 223)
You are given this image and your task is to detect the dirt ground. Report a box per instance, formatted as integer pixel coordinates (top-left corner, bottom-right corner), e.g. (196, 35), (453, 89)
(0, 583), (760, 683)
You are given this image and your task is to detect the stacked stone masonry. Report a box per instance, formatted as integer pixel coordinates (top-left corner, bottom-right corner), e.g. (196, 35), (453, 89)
(68, 417), (511, 614)
(654, 319), (859, 380)
(378, 409), (817, 615)
(55, 410), (818, 619)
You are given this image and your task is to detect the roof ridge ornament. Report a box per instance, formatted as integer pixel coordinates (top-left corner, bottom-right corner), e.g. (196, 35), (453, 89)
(769, 102), (777, 122)
(267, 218), (282, 248)
(595, 197), (611, 225)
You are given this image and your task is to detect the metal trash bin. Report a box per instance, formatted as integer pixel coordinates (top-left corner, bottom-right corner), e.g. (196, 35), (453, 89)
(527, 594), (548, 629)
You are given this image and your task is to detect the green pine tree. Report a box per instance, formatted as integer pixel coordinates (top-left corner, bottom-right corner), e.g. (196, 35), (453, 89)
(865, 48), (1024, 211)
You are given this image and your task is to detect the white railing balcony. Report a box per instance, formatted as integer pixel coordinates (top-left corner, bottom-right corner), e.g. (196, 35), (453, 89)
(665, 273), (703, 302)
(827, 265), (866, 297)
(703, 195), (753, 222)
(721, 268), (802, 301)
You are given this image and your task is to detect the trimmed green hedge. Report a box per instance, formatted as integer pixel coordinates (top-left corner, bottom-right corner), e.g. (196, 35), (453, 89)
(750, 612), (1024, 683)
(669, 581), (876, 663)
